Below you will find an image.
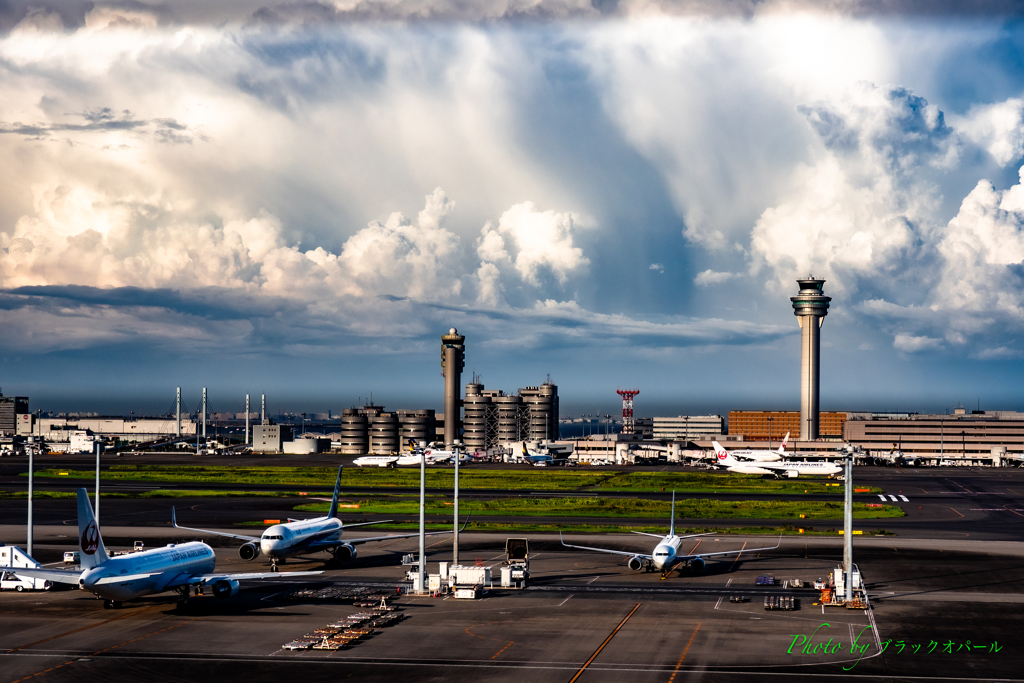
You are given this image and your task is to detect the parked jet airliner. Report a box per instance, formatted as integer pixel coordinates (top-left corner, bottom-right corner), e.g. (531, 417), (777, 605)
(560, 492), (781, 578)
(713, 442), (842, 478)
(10, 489), (319, 609)
(720, 432), (791, 462)
(173, 466), (463, 571)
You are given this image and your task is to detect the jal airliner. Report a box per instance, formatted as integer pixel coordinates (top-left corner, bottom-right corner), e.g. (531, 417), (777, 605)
(10, 489), (319, 609)
(712, 441), (842, 478)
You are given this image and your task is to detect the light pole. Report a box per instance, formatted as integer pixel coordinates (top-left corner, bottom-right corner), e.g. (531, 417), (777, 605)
(27, 445), (34, 558)
(418, 446), (426, 593)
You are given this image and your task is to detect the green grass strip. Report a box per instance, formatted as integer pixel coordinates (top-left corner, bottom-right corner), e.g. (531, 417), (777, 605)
(26, 465), (880, 494)
(295, 496), (903, 519)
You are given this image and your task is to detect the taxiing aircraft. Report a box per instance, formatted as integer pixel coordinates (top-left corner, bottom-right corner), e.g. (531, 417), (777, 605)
(10, 489), (320, 609)
(560, 492), (781, 578)
(172, 466), (463, 571)
(719, 432), (791, 462)
(712, 441), (843, 478)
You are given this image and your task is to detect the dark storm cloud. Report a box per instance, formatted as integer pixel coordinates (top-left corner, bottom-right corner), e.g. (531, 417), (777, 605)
(0, 110), (197, 143)
(1, 285), (288, 320)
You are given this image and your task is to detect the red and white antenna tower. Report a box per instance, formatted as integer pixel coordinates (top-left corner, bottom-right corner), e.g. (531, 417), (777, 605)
(616, 388), (640, 434)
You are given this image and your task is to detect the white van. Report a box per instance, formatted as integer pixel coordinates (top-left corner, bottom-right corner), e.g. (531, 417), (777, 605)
(0, 570), (49, 592)
(64, 551), (80, 564)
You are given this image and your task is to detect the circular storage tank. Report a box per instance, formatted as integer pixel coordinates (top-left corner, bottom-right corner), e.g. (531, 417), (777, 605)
(463, 395), (491, 449)
(370, 412), (400, 454)
(340, 408), (369, 455)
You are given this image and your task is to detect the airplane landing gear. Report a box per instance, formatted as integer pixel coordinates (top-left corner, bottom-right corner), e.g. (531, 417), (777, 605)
(103, 600), (122, 609)
(270, 558), (279, 572)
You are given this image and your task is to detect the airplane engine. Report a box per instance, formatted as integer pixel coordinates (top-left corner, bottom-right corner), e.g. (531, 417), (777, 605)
(627, 556), (644, 571)
(785, 470), (799, 478)
(689, 558), (706, 574)
(212, 579), (240, 599)
(238, 542), (260, 561)
(333, 544), (357, 562)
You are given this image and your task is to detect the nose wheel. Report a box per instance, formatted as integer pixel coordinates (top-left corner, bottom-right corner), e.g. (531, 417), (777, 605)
(270, 559), (279, 572)
(103, 600), (123, 609)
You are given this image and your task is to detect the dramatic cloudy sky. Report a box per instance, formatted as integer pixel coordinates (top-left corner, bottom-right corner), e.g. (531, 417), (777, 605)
(2, 0), (1024, 416)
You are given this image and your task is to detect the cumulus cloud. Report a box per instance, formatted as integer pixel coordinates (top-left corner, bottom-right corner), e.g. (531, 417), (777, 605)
(475, 201), (589, 299)
(954, 98), (1024, 167)
(749, 83), (958, 300)
(649, 263), (664, 272)
(893, 333), (942, 353)
(694, 269), (735, 286)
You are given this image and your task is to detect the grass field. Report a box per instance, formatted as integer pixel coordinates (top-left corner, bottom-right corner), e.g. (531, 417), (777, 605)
(295, 496), (904, 519)
(0, 490), (307, 499)
(356, 521), (896, 536)
(28, 465), (879, 494)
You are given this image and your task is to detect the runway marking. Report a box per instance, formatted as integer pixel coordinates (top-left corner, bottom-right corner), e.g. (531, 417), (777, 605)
(567, 602), (641, 683)
(7, 604), (162, 653)
(667, 622), (701, 682)
(888, 495), (898, 502)
(714, 597), (723, 610)
(947, 507), (964, 518)
(877, 495), (886, 501)
(558, 594), (574, 606)
(898, 495), (909, 502)
(490, 641), (514, 659)
(586, 575), (601, 585)
(728, 544), (747, 572)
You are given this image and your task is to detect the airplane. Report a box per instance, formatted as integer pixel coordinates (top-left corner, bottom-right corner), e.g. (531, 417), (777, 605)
(395, 447), (457, 466)
(522, 443), (568, 466)
(172, 466), (464, 571)
(560, 492), (781, 578)
(719, 432), (791, 462)
(353, 455), (399, 467)
(712, 441), (843, 478)
(9, 489), (320, 609)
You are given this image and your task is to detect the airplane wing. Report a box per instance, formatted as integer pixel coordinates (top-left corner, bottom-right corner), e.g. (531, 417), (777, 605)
(164, 569), (324, 589)
(677, 535), (782, 561)
(7, 567), (83, 586)
(172, 507), (260, 543)
(630, 531), (716, 540)
(312, 516), (472, 550)
(559, 530), (652, 560)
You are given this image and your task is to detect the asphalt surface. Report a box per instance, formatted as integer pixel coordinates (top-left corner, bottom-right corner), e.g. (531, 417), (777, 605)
(2, 459), (1023, 681)
(1, 531), (1021, 682)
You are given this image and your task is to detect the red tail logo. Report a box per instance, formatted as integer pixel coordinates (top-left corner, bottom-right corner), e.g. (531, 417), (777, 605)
(81, 521), (99, 555)
(717, 451), (727, 460)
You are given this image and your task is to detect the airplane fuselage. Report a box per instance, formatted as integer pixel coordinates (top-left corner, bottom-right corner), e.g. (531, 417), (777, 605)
(260, 517), (343, 559)
(651, 536), (681, 571)
(80, 542), (216, 601)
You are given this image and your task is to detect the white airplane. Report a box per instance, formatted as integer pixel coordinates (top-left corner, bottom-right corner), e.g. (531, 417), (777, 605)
(352, 455), (399, 467)
(172, 466), (462, 571)
(10, 489), (320, 609)
(395, 448), (455, 466)
(720, 432), (791, 462)
(712, 441), (842, 478)
(560, 492), (781, 578)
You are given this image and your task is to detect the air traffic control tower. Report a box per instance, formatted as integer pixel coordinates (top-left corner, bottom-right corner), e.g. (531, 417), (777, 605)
(791, 277), (831, 441)
(441, 328), (466, 445)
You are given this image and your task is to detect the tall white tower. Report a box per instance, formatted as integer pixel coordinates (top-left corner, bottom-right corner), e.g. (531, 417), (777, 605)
(791, 277), (831, 441)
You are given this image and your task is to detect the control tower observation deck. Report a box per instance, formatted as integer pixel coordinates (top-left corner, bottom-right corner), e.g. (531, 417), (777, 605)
(790, 277), (831, 441)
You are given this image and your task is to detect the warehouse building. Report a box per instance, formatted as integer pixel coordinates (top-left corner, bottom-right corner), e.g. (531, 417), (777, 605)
(652, 415), (725, 441)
